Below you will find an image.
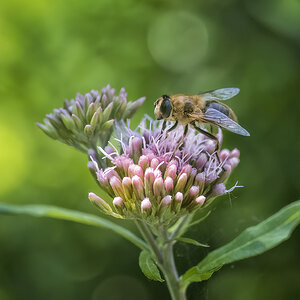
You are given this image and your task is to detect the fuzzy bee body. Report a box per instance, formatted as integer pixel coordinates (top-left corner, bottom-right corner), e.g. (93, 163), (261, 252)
(154, 88), (249, 137)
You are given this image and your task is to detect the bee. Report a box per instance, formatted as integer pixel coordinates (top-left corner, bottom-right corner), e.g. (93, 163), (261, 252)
(154, 88), (249, 155)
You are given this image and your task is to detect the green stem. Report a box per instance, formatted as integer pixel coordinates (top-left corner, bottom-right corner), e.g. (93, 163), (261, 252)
(159, 226), (187, 300)
(135, 220), (163, 264)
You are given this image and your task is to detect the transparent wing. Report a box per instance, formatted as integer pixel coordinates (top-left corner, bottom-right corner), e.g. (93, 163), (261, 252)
(199, 88), (240, 101)
(201, 108), (250, 136)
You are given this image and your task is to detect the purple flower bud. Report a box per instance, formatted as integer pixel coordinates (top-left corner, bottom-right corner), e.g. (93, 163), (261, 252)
(133, 165), (144, 179)
(196, 153), (208, 170)
(131, 137), (142, 163)
(164, 177), (174, 193)
(161, 195), (172, 207)
(128, 164), (136, 178)
(180, 164), (192, 177)
(150, 158), (160, 169)
(165, 163), (177, 179)
(132, 175), (144, 200)
(89, 192), (113, 213)
(154, 169), (162, 179)
(113, 196), (124, 208)
(84, 124), (94, 138)
(110, 176), (125, 199)
(205, 140), (216, 154)
(230, 148), (240, 158)
(141, 198), (152, 211)
(144, 168), (155, 197)
(220, 149), (230, 161)
(122, 158), (133, 174)
(104, 145), (115, 155)
(189, 186), (200, 197)
(175, 173), (188, 193)
(210, 183), (226, 198)
(138, 155), (149, 170)
(195, 195), (206, 207)
(153, 177), (164, 198)
(175, 192), (183, 203)
(122, 177), (133, 200)
(229, 157), (240, 169)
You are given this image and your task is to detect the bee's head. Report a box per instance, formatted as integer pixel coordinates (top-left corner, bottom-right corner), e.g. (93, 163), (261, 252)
(154, 95), (172, 120)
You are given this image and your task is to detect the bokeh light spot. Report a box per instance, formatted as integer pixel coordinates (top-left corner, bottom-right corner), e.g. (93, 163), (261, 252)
(0, 123), (28, 196)
(147, 11), (208, 73)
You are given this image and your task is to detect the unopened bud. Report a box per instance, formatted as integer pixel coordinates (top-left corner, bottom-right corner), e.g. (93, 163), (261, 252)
(175, 173), (188, 193)
(164, 177), (174, 193)
(141, 198), (152, 211)
(195, 195), (206, 207)
(161, 195), (172, 207)
(132, 137), (142, 163)
(196, 153), (208, 170)
(153, 177), (164, 198)
(132, 175), (144, 200)
(89, 192), (113, 213)
(138, 155), (149, 170)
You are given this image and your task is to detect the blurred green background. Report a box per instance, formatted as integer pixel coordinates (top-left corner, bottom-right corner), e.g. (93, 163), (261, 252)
(0, 0), (299, 299)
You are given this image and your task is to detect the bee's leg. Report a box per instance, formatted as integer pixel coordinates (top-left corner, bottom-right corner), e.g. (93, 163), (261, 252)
(166, 120), (178, 137)
(161, 120), (167, 134)
(190, 121), (221, 164)
(170, 124), (188, 159)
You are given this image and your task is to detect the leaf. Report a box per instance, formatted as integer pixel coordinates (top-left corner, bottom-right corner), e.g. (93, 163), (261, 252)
(0, 203), (148, 251)
(176, 237), (209, 248)
(181, 201), (300, 288)
(139, 250), (164, 282)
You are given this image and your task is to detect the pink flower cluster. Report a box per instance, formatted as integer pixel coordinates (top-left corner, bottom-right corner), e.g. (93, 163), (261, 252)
(89, 119), (240, 223)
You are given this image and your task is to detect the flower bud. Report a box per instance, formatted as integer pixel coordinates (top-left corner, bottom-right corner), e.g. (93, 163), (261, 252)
(110, 176), (125, 199)
(195, 195), (206, 207)
(196, 153), (208, 170)
(150, 158), (160, 169)
(165, 163), (177, 179)
(132, 175), (144, 200)
(153, 177), (164, 198)
(175, 173), (188, 193)
(164, 177), (174, 193)
(230, 148), (240, 158)
(132, 137), (142, 163)
(113, 196), (124, 208)
(210, 183), (226, 198)
(220, 149), (230, 161)
(122, 177), (133, 200)
(141, 198), (152, 212)
(89, 192), (113, 214)
(229, 157), (240, 169)
(138, 155), (149, 170)
(161, 195), (172, 207)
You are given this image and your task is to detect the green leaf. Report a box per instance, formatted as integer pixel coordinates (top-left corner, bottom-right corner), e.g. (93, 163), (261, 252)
(139, 250), (164, 282)
(176, 237), (209, 248)
(181, 201), (300, 288)
(0, 203), (148, 251)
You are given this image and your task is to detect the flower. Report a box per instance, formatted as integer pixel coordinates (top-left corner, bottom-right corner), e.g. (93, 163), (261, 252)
(89, 118), (240, 225)
(36, 84), (145, 152)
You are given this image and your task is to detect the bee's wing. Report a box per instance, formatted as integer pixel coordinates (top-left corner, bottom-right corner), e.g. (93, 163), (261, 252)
(199, 108), (250, 136)
(199, 88), (240, 101)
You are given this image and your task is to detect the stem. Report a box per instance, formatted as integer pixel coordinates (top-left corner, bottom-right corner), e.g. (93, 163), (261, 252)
(159, 226), (187, 300)
(135, 222), (186, 299)
(135, 220), (163, 264)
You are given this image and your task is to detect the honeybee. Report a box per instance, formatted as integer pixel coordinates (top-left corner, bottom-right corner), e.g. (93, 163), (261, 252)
(154, 88), (249, 155)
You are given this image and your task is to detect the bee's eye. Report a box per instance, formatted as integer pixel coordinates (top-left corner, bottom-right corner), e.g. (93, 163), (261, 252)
(160, 96), (172, 118)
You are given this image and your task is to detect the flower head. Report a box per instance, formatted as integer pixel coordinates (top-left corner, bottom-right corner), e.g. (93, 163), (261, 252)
(89, 118), (240, 225)
(36, 84), (145, 152)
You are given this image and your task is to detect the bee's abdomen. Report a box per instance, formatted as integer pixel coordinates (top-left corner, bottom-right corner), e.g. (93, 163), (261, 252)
(206, 101), (229, 116)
